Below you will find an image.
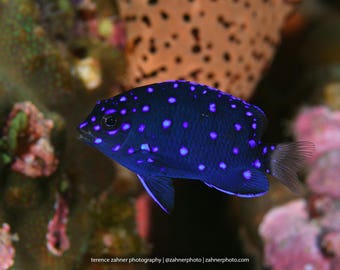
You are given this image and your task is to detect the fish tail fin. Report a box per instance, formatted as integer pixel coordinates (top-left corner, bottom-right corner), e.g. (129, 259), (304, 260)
(269, 141), (315, 195)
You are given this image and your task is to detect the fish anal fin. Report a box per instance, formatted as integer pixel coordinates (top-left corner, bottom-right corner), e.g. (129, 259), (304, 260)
(205, 168), (269, 198)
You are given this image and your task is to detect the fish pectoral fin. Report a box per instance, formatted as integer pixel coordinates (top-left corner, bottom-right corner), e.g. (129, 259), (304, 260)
(204, 168), (269, 198)
(137, 174), (174, 214)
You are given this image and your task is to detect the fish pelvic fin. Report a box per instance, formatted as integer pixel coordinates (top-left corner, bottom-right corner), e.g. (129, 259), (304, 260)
(269, 141), (315, 195)
(137, 174), (174, 214)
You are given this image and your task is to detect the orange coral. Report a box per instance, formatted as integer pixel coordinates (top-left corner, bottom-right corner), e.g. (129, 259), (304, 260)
(119, 0), (299, 99)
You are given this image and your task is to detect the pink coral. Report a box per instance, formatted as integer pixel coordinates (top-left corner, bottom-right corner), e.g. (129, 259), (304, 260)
(109, 20), (126, 49)
(307, 150), (340, 198)
(4, 101), (58, 178)
(260, 105), (340, 269)
(0, 223), (17, 270)
(293, 106), (340, 198)
(293, 106), (340, 164)
(259, 200), (330, 270)
(135, 193), (151, 240)
(46, 195), (70, 256)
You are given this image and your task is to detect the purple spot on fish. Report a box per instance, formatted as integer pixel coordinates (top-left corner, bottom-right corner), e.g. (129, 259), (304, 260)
(79, 122), (88, 129)
(209, 103), (216, 112)
(243, 170), (252, 180)
(270, 145), (276, 151)
(122, 123), (131, 131)
(246, 111), (253, 116)
(252, 123), (257, 129)
(231, 104), (236, 109)
(112, 144), (121, 152)
(147, 87), (154, 93)
(142, 105), (150, 112)
(182, 122), (189, 129)
(94, 138), (102, 144)
(128, 148), (134, 154)
(233, 147), (239, 155)
(94, 125), (100, 131)
(91, 116), (96, 122)
(105, 109), (116, 115)
(253, 159), (261, 168)
(147, 158), (154, 163)
(162, 119), (172, 129)
(209, 132), (218, 140)
(234, 123), (242, 131)
(168, 97), (176, 104)
(263, 146), (268, 154)
(219, 162), (227, 170)
(190, 86), (195, 91)
(198, 164), (205, 171)
(248, 139), (256, 148)
(119, 96), (127, 102)
(140, 143), (151, 152)
(173, 83), (178, 88)
(179, 146), (189, 156)
(120, 109), (127, 115)
(152, 146), (159, 152)
(138, 124), (146, 133)
(107, 130), (118, 136)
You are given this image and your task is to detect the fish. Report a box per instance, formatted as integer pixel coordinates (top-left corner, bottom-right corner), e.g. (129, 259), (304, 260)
(77, 80), (314, 213)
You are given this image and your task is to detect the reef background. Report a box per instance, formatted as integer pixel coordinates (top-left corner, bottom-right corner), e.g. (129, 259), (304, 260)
(0, 1), (340, 270)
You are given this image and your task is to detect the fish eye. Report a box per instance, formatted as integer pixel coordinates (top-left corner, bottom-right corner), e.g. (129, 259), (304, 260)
(102, 114), (119, 129)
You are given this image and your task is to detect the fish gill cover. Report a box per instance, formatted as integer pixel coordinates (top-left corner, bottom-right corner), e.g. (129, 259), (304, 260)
(118, 0), (299, 99)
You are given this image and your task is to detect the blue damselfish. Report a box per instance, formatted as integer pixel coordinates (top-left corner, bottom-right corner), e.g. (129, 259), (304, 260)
(78, 80), (314, 213)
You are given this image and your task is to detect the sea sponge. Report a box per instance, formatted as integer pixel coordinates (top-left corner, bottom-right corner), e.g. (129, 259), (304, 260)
(118, 0), (299, 99)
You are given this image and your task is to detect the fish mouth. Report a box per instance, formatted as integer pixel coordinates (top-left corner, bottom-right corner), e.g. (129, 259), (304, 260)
(77, 127), (95, 144)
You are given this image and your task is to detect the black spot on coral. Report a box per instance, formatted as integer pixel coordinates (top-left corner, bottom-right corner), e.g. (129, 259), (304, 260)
(217, 15), (232, 28)
(192, 45), (201, 53)
(252, 50), (264, 61)
(142, 55), (148, 62)
(149, 38), (157, 53)
(141, 15), (151, 27)
(175, 56), (182, 64)
(189, 69), (202, 80)
(183, 13), (191, 22)
(171, 33), (178, 40)
(229, 34), (241, 44)
(203, 55), (211, 62)
(148, 0), (158, 5)
(160, 11), (169, 20)
(223, 52), (230, 62)
(132, 36), (142, 50)
(125, 15), (137, 22)
(164, 41), (171, 48)
(207, 72), (214, 79)
(191, 27), (200, 42)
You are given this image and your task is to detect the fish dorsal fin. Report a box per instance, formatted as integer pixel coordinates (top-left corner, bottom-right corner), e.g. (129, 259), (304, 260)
(204, 168), (269, 197)
(137, 175), (174, 213)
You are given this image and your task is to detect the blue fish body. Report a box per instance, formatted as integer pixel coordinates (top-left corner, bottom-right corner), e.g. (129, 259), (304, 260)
(78, 80), (313, 213)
